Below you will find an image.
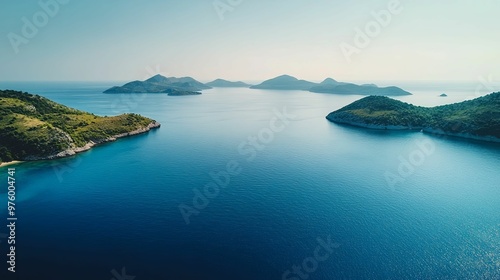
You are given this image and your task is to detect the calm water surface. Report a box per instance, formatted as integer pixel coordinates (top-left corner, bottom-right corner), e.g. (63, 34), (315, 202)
(0, 82), (499, 279)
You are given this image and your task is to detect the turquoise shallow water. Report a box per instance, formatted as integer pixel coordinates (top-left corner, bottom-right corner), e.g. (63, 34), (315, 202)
(0, 82), (499, 279)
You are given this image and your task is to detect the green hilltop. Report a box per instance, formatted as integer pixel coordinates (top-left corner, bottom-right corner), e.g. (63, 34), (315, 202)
(104, 74), (208, 94)
(326, 92), (500, 142)
(250, 75), (412, 96)
(0, 90), (160, 163)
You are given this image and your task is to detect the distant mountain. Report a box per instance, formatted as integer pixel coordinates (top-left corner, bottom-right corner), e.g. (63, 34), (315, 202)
(250, 75), (411, 96)
(107, 74), (410, 96)
(145, 74), (171, 84)
(326, 92), (500, 142)
(205, 79), (251, 88)
(310, 83), (411, 96)
(320, 78), (345, 86)
(104, 74), (210, 94)
(250, 75), (317, 90)
(163, 76), (211, 90)
(0, 90), (160, 163)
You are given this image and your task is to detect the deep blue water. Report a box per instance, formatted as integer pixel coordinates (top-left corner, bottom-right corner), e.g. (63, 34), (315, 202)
(0, 82), (499, 279)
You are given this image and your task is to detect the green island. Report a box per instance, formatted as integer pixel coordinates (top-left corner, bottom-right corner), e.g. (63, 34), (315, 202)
(104, 74), (209, 95)
(205, 79), (251, 88)
(250, 75), (411, 96)
(0, 90), (160, 164)
(250, 75), (317, 90)
(326, 92), (500, 142)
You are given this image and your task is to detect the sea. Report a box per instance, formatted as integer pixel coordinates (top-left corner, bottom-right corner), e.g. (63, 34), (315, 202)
(0, 81), (499, 279)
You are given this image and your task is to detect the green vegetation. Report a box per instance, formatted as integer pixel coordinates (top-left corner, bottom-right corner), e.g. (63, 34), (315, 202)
(326, 92), (500, 141)
(250, 75), (317, 90)
(250, 75), (411, 96)
(164, 88), (202, 96)
(104, 74), (209, 94)
(0, 90), (159, 163)
(205, 79), (251, 88)
(310, 84), (411, 96)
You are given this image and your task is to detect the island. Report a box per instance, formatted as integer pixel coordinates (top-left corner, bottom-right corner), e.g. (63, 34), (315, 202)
(104, 74), (210, 94)
(440, 93), (448, 97)
(0, 90), (161, 164)
(310, 82), (411, 96)
(326, 92), (500, 142)
(205, 79), (251, 88)
(250, 75), (317, 90)
(250, 75), (411, 96)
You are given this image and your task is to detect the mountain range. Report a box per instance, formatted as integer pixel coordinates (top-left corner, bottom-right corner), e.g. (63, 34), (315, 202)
(251, 75), (411, 96)
(105, 74), (411, 96)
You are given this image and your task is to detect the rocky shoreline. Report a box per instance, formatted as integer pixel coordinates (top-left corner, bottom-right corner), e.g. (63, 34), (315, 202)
(21, 121), (161, 161)
(422, 128), (500, 143)
(327, 116), (417, 131)
(327, 117), (500, 143)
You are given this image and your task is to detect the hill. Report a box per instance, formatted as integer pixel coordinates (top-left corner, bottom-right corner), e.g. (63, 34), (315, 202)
(104, 74), (210, 94)
(250, 75), (317, 90)
(326, 92), (500, 142)
(310, 83), (411, 96)
(319, 78), (346, 87)
(250, 75), (411, 96)
(0, 90), (160, 163)
(205, 79), (251, 88)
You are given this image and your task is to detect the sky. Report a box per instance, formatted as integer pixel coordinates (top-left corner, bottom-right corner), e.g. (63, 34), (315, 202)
(0, 0), (498, 82)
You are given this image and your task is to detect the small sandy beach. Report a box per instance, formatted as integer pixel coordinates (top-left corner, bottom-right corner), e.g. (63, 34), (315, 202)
(0, 161), (23, 168)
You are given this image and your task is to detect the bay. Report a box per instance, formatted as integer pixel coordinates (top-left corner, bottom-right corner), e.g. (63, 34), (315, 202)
(0, 82), (499, 279)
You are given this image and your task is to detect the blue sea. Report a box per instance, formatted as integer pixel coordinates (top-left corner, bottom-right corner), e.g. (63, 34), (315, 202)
(0, 81), (499, 279)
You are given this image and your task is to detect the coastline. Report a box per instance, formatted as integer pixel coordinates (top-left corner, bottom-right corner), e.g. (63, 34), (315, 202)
(0, 161), (23, 168)
(327, 117), (500, 143)
(19, 121), (161, 162)
(422, 128), (500, 143)
(326, 115), (422, 131)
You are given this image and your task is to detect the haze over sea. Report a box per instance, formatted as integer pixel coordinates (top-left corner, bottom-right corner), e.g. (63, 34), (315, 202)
(0, 81), (499, 279)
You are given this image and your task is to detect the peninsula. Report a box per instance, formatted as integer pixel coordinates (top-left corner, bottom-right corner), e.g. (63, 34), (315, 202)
(0, 90), (161, 164)
(326, 92), (500, 142)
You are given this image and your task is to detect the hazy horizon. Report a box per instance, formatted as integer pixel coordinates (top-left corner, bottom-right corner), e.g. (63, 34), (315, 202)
(1, 0), (499, 82)
(0, 78), (497, 85)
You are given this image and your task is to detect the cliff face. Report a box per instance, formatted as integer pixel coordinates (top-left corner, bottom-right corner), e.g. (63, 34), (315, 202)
(0, 90), (161, 162)
(326, 93), (500, 143)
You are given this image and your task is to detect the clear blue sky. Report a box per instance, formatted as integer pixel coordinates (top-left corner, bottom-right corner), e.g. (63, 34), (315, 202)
(0, 0), (498, 82)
